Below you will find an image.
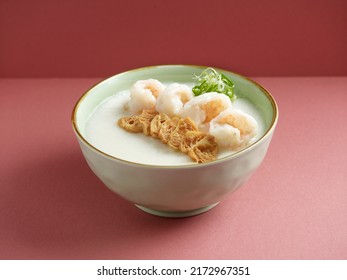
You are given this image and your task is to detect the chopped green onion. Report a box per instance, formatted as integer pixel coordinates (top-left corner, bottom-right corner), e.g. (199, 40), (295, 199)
(192, 68), (236, 100)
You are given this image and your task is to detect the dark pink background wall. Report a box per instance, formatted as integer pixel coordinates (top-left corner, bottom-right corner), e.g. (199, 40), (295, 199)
(1, 0), (346, 78)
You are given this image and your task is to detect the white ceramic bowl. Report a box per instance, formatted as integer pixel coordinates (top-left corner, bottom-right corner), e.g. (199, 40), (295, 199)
(71, 65), (278, 217)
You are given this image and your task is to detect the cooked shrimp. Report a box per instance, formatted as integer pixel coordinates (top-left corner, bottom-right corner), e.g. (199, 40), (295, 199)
(209, 108), (258, 150)
(126, 79), (166, 114)
(155, 83), (194, 117)
(181, 92), (232, 131)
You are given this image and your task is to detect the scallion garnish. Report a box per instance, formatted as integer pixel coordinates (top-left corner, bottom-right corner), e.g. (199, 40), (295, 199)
(192, 68), (236, 100)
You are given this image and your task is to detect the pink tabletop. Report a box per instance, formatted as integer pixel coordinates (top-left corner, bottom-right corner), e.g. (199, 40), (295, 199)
(1, 77), (346, 260)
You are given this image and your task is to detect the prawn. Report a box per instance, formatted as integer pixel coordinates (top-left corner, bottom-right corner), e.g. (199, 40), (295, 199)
(126, 79), (166, 114)
(181, 92), (232, 131)
(155, 83), (194, 117)
(209, 108), (258, 150)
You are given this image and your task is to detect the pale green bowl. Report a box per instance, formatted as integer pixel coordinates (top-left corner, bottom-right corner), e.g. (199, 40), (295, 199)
(72, 65), (278, 217)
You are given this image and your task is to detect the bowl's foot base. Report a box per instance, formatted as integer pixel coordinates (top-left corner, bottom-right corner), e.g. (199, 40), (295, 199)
(135, 202), (219, 218)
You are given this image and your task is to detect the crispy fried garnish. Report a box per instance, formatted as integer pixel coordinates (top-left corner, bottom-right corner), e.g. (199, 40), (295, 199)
(150, 113), (171, 139)
(118, 110), (218, 163)
(184, 131), (218, 163)
(138, 110), (158, 135)
(167, 118), (198, 150)
(117, 116), (143, 133)
(118, 110), (158, 135)
(158, 116), (180, 144)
